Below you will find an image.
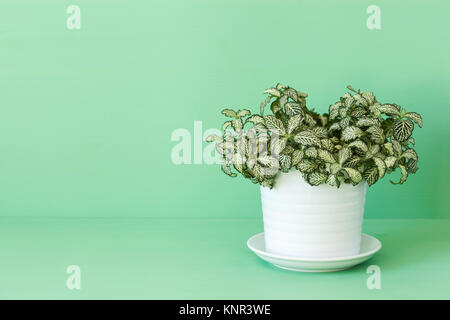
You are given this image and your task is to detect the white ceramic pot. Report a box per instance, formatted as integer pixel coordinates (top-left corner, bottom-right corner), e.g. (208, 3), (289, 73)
(260, 170), (367, 258)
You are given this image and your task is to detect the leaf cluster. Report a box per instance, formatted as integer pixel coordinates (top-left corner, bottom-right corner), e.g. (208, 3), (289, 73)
(206, 84), (422, 188)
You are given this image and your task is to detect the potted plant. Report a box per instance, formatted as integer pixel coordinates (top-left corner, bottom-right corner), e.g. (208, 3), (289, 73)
(206, 84), (422, 269)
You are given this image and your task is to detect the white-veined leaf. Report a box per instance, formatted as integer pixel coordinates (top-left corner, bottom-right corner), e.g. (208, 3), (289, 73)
(264, 88), (281, 97)
(379, 104), (401, 116)
(291, 149), (304, 166)
(341, 167), (362, 184)
(279, 154), (292, 172)
(264, 115), (286, 134)
(366, 125), (385, 144)
(221, 163), (237, 177)
(297, 159), (317, 173)
(393, 119), (414, 141)
(305, 147), (318, 158)
(404, 112), (423, 128)
(205, 134), (222, 142)
(356, 118), (379, 127)
(260, 96), (271, 115)
(294, 131), (321, 146)
(341, 126), (363, 142)
(390, 164), (408, 185)
(373, 157), (386, 179)
(329, 102), (341, 120)
(285, 102), (302, 116)
(311, 127), (328, 138)
(317, 149), (336, 163)
(363, 167), (378, 186)
(221, 109), (237, 118)
(245, 115), (265, 126)
(400, 149), (418, 161)
(271, 136), (287, 155)
(337, 146), (352, 165)
(231, 118), (243, 131)
(237, 109), (251, 118)
(308, 172), (328, 186)
(384, 156), (397, 168)
(326, 174), (340, 187)
(287, 114), (302, 134)
(348, 140), (368, 152)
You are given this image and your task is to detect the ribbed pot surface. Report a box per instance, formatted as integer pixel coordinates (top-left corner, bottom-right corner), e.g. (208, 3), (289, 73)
(260, 171), (367, 258)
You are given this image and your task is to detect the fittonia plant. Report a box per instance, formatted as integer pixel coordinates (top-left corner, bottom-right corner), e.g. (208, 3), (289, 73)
(206, 84), (423, 189)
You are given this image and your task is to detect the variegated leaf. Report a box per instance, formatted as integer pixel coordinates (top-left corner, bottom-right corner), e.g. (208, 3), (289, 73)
(287, 114), (302, 134)
(321, 139), (335, 152)
(329, 102), (341, 120)
(285, 102), (302, 116)
(294, 131), (321, 146)
(407, 158), (418, 173)
(260, 96), (271, 115)
(282, 145), (295, 154)
(400, 149), (418, 161)
(348, 140), (368, 152)
(253, 163), (265, 181)
(317, 149), (336, 163)
(271, 136), (287, 155)
(233, 153), (245, 173)
(221, 163), (237, 177)
(237, 109), (251, 118)
(356, 118), (379, 127)
(291, 149), (304, 166)
(373, 157), (386, 179)
(326, 174), (340, 187)
(308, 172), (328, 186)
(379, 104), (401, 116)
(383, 142), (394, 155)
(337, 146), (352, 165)
(245, 115), (265, 126)
(341, 167), (362, 184)
(303, 113), (317, 126)
(222, 121), (232, 131)
(258, 155), (278, 168)
(264, 115), (286, 134)
(279, 154), (292, 172)
(404, 112), (423, 128)
(329, 122), (341, 132)
(361, 91), (376, 105)
(305, 147), (318, 158)
(393, 119), (414, 141)
(363, 166), (378, 186)
(390, 164), (408, 185)
(351, 107), (367, 117)
(366, 125), (385, 144)
(285, 88), (298, 101)
(311, 126), (328, 138)
(231, 118), (243, 131)
(345, 156), (361, 168)
(221, 109), (238, 118)
(205, 134), (222, 142)
(264, 88), (281, 97)
(384, 156), (397, 168)
(391, 139), (402, 156)
(341, 126), (363, 142)
(297, 159), (317, 173)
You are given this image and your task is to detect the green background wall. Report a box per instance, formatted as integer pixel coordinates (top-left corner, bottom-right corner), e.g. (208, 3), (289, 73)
(0, 0), (448, 218)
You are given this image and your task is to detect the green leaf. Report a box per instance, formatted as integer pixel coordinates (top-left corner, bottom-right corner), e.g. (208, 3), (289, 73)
(379, 104), (401, 116)
(297, 159), (317, 173)
(294, 131), (321, 146)
(231, 118), (243, 131)
(341, 126), (363, 142)
(305, 147), (318, 158)
(287, 114), (302, 134)
(221, 109), (237, 118)
(407, 158), (419, 174)
(308, 172), (328, 186)
(237, 109), (251, 118)
(205, 134), (222, 142)
(400, 149), (418, 161)
(329, 102), (341, 120)
(363, 167), (378, 186)
(390, 164), (408, 185)
(245, 115), (265, 126)
(393, 119), (414, 142)
(317, 149), (336, 163)
(337, 146), (352, 165)
(348, 140), (368, 153)
(264, 115), (286, 134)
(341, 167), (362, 184)
(279, 154), (292, 173)
(373, 157), (386, 179)
(404, 112), (423, 128)
(384, 156), (397, 168)
(366, 125), (385, 144)
(285, 102), (302, 116)
(326, 174), (340, 187)
(291, 149), (304, 166)
(221, 163), (237, 177)
(356, 118), (379, 127)
(264, 88), (281, 97)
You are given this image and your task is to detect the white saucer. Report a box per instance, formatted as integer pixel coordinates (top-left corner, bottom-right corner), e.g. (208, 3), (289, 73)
(247, 233), (382, 272)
